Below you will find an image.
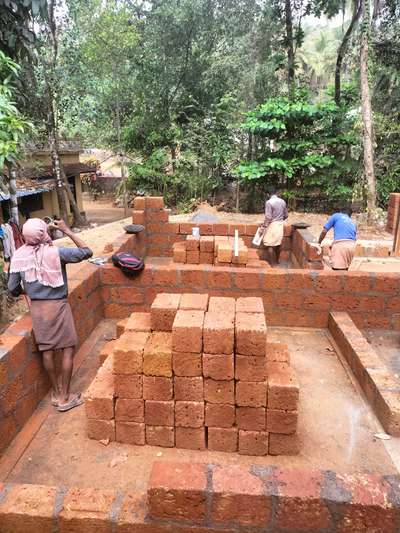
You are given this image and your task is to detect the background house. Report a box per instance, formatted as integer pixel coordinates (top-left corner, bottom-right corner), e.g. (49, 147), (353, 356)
(0, 142), (96, 224)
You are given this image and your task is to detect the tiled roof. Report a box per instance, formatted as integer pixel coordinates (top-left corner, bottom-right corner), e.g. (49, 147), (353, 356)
(20, 162), (97, 179)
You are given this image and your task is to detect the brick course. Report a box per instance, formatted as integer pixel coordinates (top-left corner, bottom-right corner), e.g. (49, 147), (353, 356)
(1, 459), (399, 532)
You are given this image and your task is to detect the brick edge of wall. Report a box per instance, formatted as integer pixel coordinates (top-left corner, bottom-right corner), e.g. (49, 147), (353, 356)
(386, 193), (400, 234)
(328, 311), (400, 436)
(0, 461), (399, 532)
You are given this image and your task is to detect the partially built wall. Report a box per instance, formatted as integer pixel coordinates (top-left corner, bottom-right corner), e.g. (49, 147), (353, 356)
(1, 195), (400, 531)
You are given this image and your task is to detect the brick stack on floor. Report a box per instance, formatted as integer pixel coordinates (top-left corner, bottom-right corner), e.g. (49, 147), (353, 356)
(85, 294), (300, 455)
(173, 235), (269, 268)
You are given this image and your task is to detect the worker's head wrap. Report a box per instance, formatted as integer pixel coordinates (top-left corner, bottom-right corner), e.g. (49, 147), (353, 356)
(10, 218), (63, 287)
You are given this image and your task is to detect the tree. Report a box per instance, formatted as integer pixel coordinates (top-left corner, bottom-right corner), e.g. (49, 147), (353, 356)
(360, 0), (376, 216)
(334, 1), (362, 105)
(233, 94), (357, 208)
(284, 0), (295, 100)
(0, 52), (33, 223)
(0, 0), (47, 59)
(32, 0), (87, 225)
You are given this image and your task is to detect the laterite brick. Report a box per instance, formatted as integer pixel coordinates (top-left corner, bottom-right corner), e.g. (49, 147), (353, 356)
(208, 427), (238, 452)
(175, 427), (206, 450)
(116, 422), (145, 445)
(238, 430), (269, 456)
(146, 425), (175, 447)
(172, 310), (204, 353)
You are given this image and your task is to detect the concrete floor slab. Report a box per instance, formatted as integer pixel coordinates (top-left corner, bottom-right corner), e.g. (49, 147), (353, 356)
(2, 323), (398, 492)
(363, 329), (400, 378)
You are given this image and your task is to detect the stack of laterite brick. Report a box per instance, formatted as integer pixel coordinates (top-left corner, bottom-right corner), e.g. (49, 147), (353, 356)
(173, 235), (268, 267)
(131, 195), (177, 256)
(85, 294), (300, 455)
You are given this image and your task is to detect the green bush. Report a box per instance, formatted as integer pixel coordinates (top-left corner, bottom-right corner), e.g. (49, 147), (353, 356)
(233, 93), (358, 207)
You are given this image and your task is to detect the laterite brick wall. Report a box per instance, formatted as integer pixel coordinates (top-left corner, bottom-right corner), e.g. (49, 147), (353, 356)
(291, 227), (323, 269)
(0, 461), (399, 532)
(386, 192), (400, 234)
(101, 261), (400, 331)
(0, 232), (140, 456)
(329, 311), (400, 436)
(132, 196), (295, 261)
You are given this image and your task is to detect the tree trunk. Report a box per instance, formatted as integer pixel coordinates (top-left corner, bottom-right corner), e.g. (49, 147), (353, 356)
(7, 166), (19, 225)
(47, 107), (68, 222)
(247, 132), (253, 160)
(284, 0), (295, 101)
(60, 167), (87, 227)
(335, 0), (361, 105)
(360, 0), (376, 217)
(45, 71), (86, 226)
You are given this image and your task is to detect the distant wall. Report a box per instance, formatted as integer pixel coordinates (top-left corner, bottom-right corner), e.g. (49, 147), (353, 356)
(133, 196), (323, 268)
(386, 192), (400, 234)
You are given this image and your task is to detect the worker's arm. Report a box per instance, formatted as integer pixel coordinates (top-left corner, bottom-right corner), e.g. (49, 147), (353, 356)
(318, 214), (336, 244)
(261, 202), (272, 228)
(318, 228), (328, 244)
(51, 220), (89, 249)
(283, 204), (288, 220)
(7, 272), (24, 297)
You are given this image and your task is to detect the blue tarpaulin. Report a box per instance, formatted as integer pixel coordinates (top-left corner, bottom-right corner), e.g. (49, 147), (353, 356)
(0, 188), (50, 202)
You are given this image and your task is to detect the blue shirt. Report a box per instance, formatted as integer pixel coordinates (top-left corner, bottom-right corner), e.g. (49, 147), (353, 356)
(324, 213), (357, 241)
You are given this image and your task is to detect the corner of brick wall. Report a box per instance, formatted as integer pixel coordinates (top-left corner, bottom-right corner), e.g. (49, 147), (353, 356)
(291, 228), (323, 269)
(0, 260), (105, 457)
(386, 193), (400, 234)
(328, 311), (400, 436)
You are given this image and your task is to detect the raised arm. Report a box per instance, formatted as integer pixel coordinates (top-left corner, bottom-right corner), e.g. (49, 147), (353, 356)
(51, 220), (89, 249)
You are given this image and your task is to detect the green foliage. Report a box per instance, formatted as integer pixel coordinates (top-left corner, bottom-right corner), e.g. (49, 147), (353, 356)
(234, 93), (358, 204)
(7, 0), (399, 214)
(0, 52), (33, 172)
(374, 113), (400, 207)
(0, 0), (47, 59)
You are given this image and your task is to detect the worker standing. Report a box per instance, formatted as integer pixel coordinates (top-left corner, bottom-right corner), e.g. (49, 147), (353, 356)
(318, 206), (357, 270)
(8, 218), (93, 412)
(261, 187), (288, 266)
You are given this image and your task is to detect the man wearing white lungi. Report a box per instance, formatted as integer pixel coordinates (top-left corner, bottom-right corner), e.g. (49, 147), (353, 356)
(262, 187), (288, 266)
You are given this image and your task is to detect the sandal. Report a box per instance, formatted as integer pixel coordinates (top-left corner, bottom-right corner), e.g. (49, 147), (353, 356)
(57, 393), (84, 412)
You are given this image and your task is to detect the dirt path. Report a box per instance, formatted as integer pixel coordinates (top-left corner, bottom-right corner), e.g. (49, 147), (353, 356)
(83, 195), (126, 226)
(56, 217), (131, 256)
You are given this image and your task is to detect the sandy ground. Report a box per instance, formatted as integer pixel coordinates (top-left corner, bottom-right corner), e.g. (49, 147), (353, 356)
(55, 217), (130, 256)
(2, 320), (399, 489)
(83, 195), (126, 226)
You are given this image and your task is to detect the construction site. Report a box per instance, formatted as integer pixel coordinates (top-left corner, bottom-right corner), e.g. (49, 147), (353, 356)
(0, 193), (400, 532)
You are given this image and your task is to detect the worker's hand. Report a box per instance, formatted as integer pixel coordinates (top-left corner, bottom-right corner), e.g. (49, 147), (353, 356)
(311, 243), (322, 255)
(50, 219), (69, 234)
